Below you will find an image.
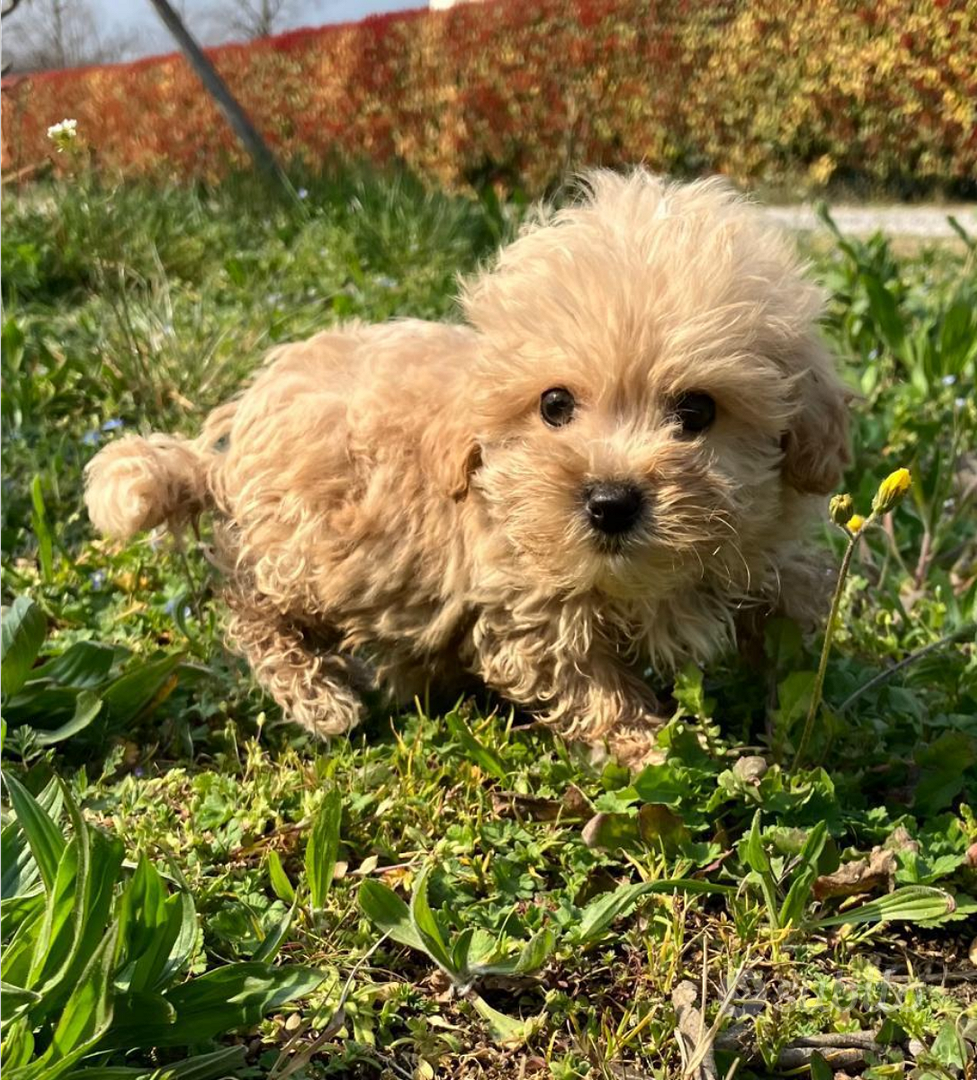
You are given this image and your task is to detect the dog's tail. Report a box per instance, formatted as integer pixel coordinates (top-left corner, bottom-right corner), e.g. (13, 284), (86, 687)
(85, 431), (215, 541)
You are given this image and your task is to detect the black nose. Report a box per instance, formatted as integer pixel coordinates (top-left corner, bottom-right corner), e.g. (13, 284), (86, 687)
(584, 481), (645, 536)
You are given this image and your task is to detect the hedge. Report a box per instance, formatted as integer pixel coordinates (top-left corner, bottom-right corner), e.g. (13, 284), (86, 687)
(1, 0), (974, 194)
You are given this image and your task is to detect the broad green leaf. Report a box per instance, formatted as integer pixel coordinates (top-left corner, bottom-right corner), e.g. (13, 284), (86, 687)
(740, 811), (769, 874)
(30, 477), (55, 584)
(252, 897), (297, 963)
(775, 671), (816, 732)
(358, 878), (426, 952)
(575, 878), (729, 945)
(778, 820), (828, 929)
(1, 980), (41, 1025)
(30, 784), (120, 1022)
(2, 772), (66, 894)
(450, 926), (475, 976)
(1, 777), (62, 901)
(155, 892), (197, 990)
(469, 928), (555, 978)
(1, 891), (46, 937)
(47, 828), (121, 1018)
(39, 924), (118, 1076)
(116, 855), (183, 995)
(813, 886), (954, 928)
(26, 642), (116, 690)
(409, 866), (455, 974)
(266, 850), (294, 903)
(306, 787), (342, 909)
(469, 992), (539, 1046)
(630, 763), (688, 807)
(809, 1051), (833, 1080)
(34, 691), (103, 747)
(445, 710), (507, 780)
(1, 598), (47, 699)
(155, 962), (324, 1047)
(929, 1020), (968, 1068)
(107, 990), (177, 1042)
(101, 655), (184, 727)
(61, 1045), (247, 1080)
(511, 928), (555, 974)
(1, 1016), (34, 1069)
(1, 896), (46, 990)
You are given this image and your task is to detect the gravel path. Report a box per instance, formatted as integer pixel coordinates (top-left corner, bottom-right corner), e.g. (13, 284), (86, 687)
(765, 203), (976, 239)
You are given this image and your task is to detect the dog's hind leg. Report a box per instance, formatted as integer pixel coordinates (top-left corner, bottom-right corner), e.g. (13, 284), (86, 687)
(225, 593), (365, 738)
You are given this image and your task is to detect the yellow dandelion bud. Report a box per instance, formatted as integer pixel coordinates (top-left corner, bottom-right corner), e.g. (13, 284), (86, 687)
(872, 468), (912, 515)
(846, 514), (866, 535)
(829, 494), (854, 526)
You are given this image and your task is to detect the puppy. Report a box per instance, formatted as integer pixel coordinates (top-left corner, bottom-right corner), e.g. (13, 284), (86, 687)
(85, 171), (848, 763)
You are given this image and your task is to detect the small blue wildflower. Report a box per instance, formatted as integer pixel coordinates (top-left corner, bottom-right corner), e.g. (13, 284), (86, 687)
(101, 418), (124, 432)
(297, 187), (309, 200)
(942, 374), (957, 387)
(867, 348), (879, 361)
(133, 766), (145, 778)
(89, 570), (106, 590)
(955, 397), (966, 409)
(374, 275), (397, 290)
(82, 430), (101, 447)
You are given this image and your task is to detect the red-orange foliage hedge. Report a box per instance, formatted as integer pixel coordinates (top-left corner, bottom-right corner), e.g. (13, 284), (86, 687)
(2, 0), (975, 194)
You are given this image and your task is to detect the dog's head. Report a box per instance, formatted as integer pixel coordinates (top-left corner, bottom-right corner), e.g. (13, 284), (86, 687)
(455, 171), (849, 598)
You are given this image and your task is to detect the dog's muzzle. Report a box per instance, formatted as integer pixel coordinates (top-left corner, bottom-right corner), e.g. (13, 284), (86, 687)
(583, 480), (645, 537)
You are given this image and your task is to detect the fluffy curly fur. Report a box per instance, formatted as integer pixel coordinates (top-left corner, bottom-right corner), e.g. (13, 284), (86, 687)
(86, 171), (849, 763)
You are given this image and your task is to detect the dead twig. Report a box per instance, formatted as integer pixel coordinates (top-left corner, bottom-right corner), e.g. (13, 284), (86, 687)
(673, 980), (719, 1080)
(715, 1026), (885, 1069)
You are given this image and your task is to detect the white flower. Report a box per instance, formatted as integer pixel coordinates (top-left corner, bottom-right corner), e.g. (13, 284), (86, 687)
(297, 187), (308, 200)
(942, 374), (957, 386)
(47, 118), (79, 152)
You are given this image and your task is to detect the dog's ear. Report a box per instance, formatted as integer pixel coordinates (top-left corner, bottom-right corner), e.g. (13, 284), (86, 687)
(443, 440), (482, 501)
(781, 342), (851, 496)
(425, 422), (482, 501)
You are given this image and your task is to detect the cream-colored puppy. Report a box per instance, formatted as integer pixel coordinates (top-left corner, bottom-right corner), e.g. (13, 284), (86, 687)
(86, 171), (848, 762)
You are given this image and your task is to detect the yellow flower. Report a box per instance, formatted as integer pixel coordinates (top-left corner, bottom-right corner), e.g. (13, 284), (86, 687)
(872, 468), (912, 515)
(846, 514), (866, 535)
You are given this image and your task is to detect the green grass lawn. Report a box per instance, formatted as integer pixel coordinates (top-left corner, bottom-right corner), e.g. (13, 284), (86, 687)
(1, 169), (975, 1079)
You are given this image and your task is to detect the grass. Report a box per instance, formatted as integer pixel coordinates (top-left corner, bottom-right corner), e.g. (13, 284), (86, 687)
(1, 167), (976, 1079)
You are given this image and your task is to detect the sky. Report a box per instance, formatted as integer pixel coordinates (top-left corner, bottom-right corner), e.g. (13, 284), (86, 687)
(90, 0), (417, 58)
(5, 0), (418, 65)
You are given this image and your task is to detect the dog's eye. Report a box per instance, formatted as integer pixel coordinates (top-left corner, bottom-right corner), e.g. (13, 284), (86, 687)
(540, 387), (576, 428)
(670, 391), (716, 434)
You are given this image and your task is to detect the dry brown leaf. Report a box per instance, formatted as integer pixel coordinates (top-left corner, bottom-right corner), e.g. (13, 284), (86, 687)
(813, 847), (896, 901)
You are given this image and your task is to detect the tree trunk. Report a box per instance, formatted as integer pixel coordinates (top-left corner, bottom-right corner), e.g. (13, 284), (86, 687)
(146, 0), (289, 190)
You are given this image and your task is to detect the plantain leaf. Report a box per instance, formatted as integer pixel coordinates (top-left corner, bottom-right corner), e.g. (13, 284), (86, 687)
(779, 820), (828, 929)
(306, 787), (342, 909)
(153, 962), (324, 1047)
(34, 691), (103, 747)
(2, 772), (66, 895)
(813, 885), (954, 928)
(409, 866), (455, 974)
(358, 878), (426, 952)
(575, 878), (730, 946)
(1, 597), (47, 698)
(266, 850), (295, 903)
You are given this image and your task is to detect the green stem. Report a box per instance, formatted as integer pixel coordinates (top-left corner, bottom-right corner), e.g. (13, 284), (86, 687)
(795, 532), (859, 769)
